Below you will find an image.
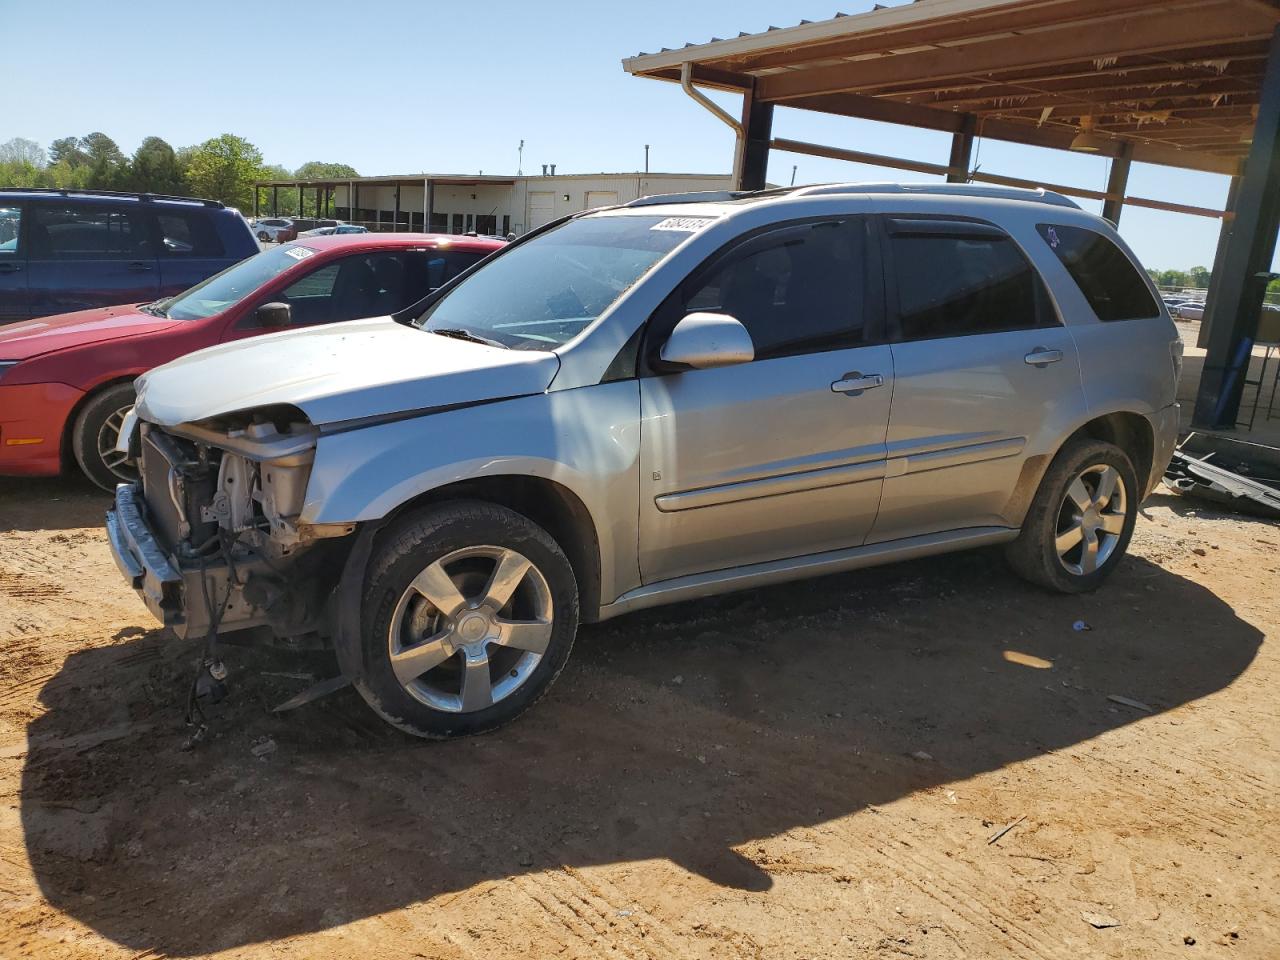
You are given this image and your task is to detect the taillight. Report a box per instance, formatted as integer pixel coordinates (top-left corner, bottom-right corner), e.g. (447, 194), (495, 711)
(1170, 338), (1184, 387)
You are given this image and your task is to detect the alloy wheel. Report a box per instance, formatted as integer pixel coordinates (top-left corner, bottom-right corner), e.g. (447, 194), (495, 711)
(1054, 464), (1127, 576)
(96, 404), (137, 482)
(387, 545), (554, 713)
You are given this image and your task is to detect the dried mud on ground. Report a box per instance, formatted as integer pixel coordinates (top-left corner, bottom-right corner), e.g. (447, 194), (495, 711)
(0, 473), (1276, 959)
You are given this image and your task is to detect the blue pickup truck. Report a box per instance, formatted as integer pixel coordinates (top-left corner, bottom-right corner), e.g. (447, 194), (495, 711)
(0, 188), (258, 323)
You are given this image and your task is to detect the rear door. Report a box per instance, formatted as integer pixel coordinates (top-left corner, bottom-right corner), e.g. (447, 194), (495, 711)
(638, 217), (895, 583)
(0, 202), (28, 323)
(153, 208), (230, 297)
(25, 201), (160, 316)
(868, 215), (1084, 542)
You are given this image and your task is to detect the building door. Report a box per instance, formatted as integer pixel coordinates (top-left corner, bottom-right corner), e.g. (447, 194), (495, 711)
(585, 190), (619, 209)
(528, 192), (555, 230)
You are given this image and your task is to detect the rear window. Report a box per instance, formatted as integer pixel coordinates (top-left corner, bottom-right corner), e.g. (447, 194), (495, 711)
(155, 210), (224, 257)
(1037, 224), (1160, 322)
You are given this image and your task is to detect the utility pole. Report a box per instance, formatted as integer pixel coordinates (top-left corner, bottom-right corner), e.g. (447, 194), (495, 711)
(517, 139), (524, 176)
(644, 144), (650, 173)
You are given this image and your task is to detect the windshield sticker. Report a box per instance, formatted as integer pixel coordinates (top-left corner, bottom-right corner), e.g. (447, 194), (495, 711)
(283, 246), (316, 261)
(650, 216), (716, 233)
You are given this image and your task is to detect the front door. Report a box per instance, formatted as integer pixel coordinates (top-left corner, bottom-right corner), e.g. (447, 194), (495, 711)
(0, 202), (27, 323)
(868, 216), (1085, 542)
(25, 201), (159, 317)
(639, 217), (894, 583)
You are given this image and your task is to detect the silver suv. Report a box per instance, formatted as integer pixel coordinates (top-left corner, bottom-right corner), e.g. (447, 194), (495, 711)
(108, 183), (1181, 738)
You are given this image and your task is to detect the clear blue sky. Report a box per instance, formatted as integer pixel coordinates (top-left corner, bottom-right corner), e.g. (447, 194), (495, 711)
(2, 0), (1263, 271)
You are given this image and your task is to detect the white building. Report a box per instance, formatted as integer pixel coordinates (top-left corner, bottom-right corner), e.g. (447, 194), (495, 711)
(254, 171), (734, 236)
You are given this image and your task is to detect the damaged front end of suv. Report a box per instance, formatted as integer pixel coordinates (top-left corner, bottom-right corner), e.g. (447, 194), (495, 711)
(109, 403), (354, 651)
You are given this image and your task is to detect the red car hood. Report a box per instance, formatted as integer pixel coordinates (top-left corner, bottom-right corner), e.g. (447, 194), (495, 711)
(0, 305), (183, 361)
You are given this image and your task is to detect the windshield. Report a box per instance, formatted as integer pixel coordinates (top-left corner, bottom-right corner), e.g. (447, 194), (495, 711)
(415, 214), (706, 349)
(161, 245), (319, 320)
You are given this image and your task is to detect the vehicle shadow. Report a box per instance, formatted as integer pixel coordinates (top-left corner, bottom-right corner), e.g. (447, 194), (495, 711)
(0, 474), (109, 533)
(19, 548), (1261, 955)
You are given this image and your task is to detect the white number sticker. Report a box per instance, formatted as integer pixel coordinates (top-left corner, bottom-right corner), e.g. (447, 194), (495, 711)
(650, 216), (716, 232)
(283, 246), (315, 261)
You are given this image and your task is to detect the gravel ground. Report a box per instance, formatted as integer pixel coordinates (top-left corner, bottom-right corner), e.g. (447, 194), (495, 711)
(0, 473), (1277, 959)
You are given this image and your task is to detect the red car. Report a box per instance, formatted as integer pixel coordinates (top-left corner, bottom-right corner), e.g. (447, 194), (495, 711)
(0, 233), (503, 489)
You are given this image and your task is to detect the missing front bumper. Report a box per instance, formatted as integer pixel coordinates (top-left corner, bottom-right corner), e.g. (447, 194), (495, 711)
(106, 482), (184, 629)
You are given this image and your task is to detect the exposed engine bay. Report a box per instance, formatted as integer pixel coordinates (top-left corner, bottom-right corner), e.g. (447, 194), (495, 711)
(133, 406), (353, 645)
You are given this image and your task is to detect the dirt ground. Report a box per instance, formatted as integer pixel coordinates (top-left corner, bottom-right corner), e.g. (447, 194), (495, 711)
(0, 474), (1276, 960)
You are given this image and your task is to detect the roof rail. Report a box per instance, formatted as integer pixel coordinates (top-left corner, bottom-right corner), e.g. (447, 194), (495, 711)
(622, 182), (1081, 211)
(625, 186), (796, 207)
(0, 187), (225, 208)
(789, 181), (1081, 209)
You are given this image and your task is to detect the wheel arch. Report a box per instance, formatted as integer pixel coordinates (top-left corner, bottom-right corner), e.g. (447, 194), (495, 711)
(59, 375), (140, 472)
(1063, 411), (1156, 495)
(1006, 409), (1157, 526)
(371, 474), (604, 623)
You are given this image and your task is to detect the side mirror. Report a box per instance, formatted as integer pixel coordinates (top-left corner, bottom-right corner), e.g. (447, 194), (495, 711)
(659, 312), (754, 370)
(256, 301), (292, 328)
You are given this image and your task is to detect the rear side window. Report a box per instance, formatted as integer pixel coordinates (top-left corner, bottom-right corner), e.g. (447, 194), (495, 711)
(28, 203), (151, 260)
(404, 249), (484, 300)
(888, 224), (1050, 340)
(1037, 223), (1160, 322)
(0, 205), (20, 257)
(683, 219), (867, 360)
(155, 211), (224, 257)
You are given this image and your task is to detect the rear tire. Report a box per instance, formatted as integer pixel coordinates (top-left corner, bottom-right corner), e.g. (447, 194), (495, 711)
(352, 500), (579, 738)
(1005, 438), (1139, 594)
(71, 383), (138, 491)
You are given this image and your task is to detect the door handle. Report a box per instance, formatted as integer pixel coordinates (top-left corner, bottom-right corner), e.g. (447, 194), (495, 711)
(1024, 347), (1063, 367)
(0, 262), (21, 273)
(831, 373), (885, 395)
(127, 261), (154, 272)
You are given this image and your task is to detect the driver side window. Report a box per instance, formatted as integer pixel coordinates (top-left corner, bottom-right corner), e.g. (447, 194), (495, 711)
(681, 219), (867, 361)
(242, 252), (413, 328)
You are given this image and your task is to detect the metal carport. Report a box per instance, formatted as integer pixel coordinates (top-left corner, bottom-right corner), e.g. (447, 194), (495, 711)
(623, 0), (1280, 431)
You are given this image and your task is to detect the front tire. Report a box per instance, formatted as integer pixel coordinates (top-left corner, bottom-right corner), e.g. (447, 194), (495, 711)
(71, 383), (138, 491)
(352, 501), (579, 738)
(1005, 438), (1139, 593)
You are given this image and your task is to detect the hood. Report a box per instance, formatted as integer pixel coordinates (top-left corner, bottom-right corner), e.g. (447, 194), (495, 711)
(135, 316), (560, 428)
(0, 305), (181, 361)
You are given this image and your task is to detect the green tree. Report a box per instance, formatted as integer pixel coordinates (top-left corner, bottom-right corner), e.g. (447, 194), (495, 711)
(49, 136), (88, 167)
(80, 132), (127, 189)
(294, 161), (359, 180)
(127, 136), (188, 195)
(185, 134), (263, 210)
(1188, 266), (1212, 290)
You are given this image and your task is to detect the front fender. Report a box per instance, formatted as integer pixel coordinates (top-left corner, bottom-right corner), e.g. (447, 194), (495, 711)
(301, 382), (642, 606)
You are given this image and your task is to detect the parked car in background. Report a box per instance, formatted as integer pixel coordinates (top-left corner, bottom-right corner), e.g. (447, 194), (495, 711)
(0, 233), (502, 488)
(1176, 301), (1206, 321)
(251, 217), (294, 243)
(0, 189), (257, 324)
(108, 183), (1181, 738)
(298, 224), (368, 238)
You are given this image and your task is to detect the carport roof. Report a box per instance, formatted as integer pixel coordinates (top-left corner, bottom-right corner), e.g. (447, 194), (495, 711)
(623, 0), (1280, 175)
